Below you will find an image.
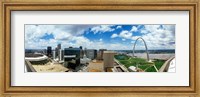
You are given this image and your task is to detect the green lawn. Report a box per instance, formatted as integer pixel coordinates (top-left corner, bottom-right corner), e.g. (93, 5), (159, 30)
(153, 59), (165, 70)
(145, 66), (157, 72)
(138, 65), (150, 70)
(114, 54), (165, 72)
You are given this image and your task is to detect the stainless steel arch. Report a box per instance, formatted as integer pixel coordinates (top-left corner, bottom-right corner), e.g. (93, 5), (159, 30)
(132, 37), (150, 61)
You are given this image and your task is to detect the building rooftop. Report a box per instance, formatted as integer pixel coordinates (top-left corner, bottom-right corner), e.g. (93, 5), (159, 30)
(88, 61), (104, 72)
(25, 53), (43, 57)
(32, 63), (69, 72)
(64, 48), (80, 50)
(106, 67), (113, 72)
(103, 51), (116, 54)
(64, 55), (76, 58)
(89, 69), (102, 72)
(25, 53), (48, 62)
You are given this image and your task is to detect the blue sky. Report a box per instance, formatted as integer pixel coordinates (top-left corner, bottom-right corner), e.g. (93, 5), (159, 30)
(25, 24), (175, 50)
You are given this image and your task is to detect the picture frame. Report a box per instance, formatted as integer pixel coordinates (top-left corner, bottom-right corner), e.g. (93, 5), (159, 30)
(0, 0), (199, 97)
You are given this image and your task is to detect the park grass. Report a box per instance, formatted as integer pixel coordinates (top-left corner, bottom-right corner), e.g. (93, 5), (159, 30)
(153, 59), (165, 70)
(114, 54), (165, 72)
(145, 66), (157, 72)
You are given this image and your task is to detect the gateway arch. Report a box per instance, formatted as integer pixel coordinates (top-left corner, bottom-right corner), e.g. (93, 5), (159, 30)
(132, 37), (150, 61)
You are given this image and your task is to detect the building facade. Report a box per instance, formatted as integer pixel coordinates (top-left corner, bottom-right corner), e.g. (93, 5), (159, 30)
(53, 50), (56, 60)
(103, 51), (116, 70)
(59, 49), (64, 61)
(97, 49), (107, 60)
(86, 49), (97, 60)
(64, 47), (81, 69)
(57, 44), (61, 60)
(47, 46), (52, 57)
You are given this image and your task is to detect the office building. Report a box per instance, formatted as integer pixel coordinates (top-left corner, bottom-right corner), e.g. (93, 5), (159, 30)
(55, 47), (58, 58)
(86, 49), (97, 60)
(47, 46), (52, 57)
(97, 49), (107, 60)
(57, 44), (62, 60)
(80, 46), (84, 58)
(53, 50), (56, 60)
(103, 51), (116, 70)
(57, 44), (61, 49)
(64, 47), (81, 69)
(59, 49), (64, 61)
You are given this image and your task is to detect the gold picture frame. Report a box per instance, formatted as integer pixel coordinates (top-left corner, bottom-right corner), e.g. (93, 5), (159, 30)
(0, 0), (199, 97)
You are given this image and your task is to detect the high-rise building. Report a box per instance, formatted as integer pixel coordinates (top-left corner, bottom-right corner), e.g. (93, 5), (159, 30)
(86, 49), (97, 60)
(53, 50), (56, 60)
(59, 49), (64, 61)
(57, 44), (61, 60)
(55, 47), (58, 58)
(47, 46), (52, 57)
(80, 46), (84, 58)
(57, 44), (61, 49)
(97, 49), (107, 60)
(64, 47), (81, 69)
(103, 51), (116, 70)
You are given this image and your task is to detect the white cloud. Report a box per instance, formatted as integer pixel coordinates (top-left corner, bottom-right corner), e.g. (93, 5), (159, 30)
(122, 39), (126, 41)
(138, 25), (175, 49)
(116, 26), (122, 29)
(143, 25), (160, 33)
(140, 30), (148, 34)
(131, 41), (135, 44)
(90, 25), (115, 34)
(25, 24), (175, 50)
(99, 38), (103, 41)
(71, 36), (93, 47)
(117, 25), (175, 50)
(119, 30), (133, 39)
(53, 31), (72, 40)
(25, 25), (93, 49)
(25, 25), (54, 42)
(54, 25), (93, 36)
(131, 36), (140, 40)
(25, 24), (129, 50)
(108, 43), (128, 50)
(111, 33), (118, 38)
(130, 26), (137, 32)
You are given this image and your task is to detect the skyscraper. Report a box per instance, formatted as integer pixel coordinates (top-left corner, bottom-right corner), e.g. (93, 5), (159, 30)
(57, 44), (61, 49)
(64, 47), (81, 69)
(59, 49), (64, 61)
(55, 47), (58, 58)
(53, 50), (56, 60)
(80, 46), (84, 58)
(57, 44), (61, 60)
(47, 46), (52, 57)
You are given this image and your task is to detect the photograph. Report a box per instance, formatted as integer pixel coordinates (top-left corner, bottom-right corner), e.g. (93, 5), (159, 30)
(25, 24), (175, 72)
(2, 0), (198, 95)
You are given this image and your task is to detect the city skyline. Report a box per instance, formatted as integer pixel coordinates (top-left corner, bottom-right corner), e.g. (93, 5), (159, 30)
(25, 24), (175, 50)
